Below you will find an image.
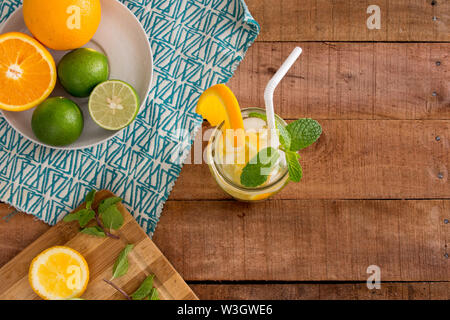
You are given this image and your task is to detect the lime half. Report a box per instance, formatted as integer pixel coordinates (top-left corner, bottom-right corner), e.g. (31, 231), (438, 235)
(88, 80), (140, 130)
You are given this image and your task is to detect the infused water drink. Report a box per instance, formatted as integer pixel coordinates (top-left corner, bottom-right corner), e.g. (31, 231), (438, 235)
(207, 108), (289, 201)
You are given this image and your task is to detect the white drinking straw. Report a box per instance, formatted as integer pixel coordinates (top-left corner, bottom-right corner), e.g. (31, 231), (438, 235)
(264, 47), (302, 148)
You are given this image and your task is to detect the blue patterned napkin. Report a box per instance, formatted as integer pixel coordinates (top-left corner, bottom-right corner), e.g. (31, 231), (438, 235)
(0, 0), (259, 235)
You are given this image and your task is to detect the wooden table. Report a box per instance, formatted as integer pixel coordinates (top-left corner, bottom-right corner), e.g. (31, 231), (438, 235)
(0, 0), (449, 300)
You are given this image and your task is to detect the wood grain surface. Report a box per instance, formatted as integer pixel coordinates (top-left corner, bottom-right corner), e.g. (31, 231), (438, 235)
(227, 42), (450, 120)
(153, 200), (449, 282)
(190, 282), (450, 300)
(171, 120), (450, 200)
(247, 0), (450, 42)
(0, 191), (197, 300)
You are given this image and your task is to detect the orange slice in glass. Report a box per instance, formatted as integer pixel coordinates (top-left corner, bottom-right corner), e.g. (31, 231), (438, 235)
(0, 32), (56, 111)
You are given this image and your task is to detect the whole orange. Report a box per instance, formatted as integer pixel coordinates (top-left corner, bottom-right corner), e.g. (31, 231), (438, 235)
(23, 0), (101, 51)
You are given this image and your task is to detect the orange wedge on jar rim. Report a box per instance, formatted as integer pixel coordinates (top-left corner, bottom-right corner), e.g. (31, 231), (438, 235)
(196, 84), (244, 131)
(196, 84), (244, 147)
(0, 32), (57, 112)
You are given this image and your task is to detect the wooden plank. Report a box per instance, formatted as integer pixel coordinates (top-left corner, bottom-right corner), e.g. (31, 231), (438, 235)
(153, 200), (449, 282)
(190, 282), (450, 300)
(1, 200), (448, 285)
(4, 199), (447, 284)
(0, 191), (197, 300)
(2, 206), (448, 299)
(227, 42), (450, 120)
(246, 0), (450, 42)
(0, 206), (50, 267)
(171, 120), (450, 200)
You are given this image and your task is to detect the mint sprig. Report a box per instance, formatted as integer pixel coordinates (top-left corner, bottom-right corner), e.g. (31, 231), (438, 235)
(286, 119), (322, 151)
(240, 114), (321, 187)
(85, 189), (96, 209)
(147, 288), (160, 300)
(285, 151), (302, 182)
(63, 189), (124, 239)
(99, 197), (124, 230)
(131, 275), (155, 300)
(240, 147), (280, 188)
(63, 199), (96, 228)
(63, 208), (95, 227)
(103, 274), (159, 301)
(81, 226), (105, 237)
(112, 244), (134, 279)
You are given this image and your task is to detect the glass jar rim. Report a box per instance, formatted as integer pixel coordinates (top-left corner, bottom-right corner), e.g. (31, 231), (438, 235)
(208, 107), (289, 191)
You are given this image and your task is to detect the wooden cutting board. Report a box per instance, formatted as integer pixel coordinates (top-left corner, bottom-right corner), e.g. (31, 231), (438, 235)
(0, 190), (197, 300)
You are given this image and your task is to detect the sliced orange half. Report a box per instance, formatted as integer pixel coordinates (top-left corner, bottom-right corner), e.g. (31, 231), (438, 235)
(0, 32), (56, 111)
(196, 84), (244, 131)
(29, 246), (89, 300)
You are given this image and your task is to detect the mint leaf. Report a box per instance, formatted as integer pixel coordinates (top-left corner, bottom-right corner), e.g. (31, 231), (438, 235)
(240, 147), (280, 188)
(112, 244), (134, 279)
(286, 119), (322, 151)
(63, 208), (95, 227)
(64, 191), (124, 240)
(277, 124), (291, 150)
(81, 226), (106, 237)
(78, 209), (96, 227)
(98, 197), (122, 213)
(131, 275), (155, 300)
(248, 112), (291, 149)
(101, 205), (124, 230)
(285, 151), (303, 182)
(63, 211), (81, 223)
(147, 288), (159, 300)
(85, 189), (96, 209)
(98, 197), (124, 230)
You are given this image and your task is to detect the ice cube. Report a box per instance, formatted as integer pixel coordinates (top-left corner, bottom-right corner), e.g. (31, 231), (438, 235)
(244, 117), (266, 131)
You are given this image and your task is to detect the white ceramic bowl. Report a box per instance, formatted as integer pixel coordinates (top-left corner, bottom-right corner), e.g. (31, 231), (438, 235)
(0, 0), (153, 150)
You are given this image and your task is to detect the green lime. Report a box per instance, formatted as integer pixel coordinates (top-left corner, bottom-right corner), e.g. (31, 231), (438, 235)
(58, 48), (109, 97)
(88, 80), (140, 131)
(32, 97), (84, 146)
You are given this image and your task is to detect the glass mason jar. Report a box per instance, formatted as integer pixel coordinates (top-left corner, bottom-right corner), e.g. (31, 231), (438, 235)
(206, 107), (289, 201)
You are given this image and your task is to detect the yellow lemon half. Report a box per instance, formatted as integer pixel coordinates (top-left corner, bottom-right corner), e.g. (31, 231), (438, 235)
(23, 0), (102, 51)
(29, 246), (89, 300)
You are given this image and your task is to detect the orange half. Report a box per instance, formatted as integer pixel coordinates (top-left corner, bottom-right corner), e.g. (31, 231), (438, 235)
(0, 32), (56, 111)
(29, 246), (89, 300)
(196, 84), (244, 131)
